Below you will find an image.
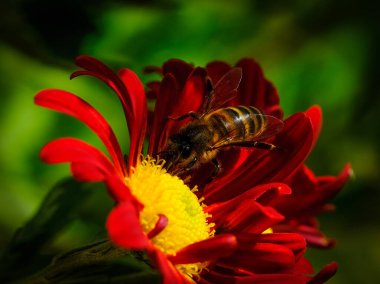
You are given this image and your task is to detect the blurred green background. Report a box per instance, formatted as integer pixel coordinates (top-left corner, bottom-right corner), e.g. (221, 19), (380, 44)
(0, 0), (379, 283)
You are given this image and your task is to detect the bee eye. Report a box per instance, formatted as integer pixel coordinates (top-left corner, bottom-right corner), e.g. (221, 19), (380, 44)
(181, 145), (192, 158)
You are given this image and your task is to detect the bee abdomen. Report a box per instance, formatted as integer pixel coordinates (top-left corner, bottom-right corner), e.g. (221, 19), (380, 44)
(244, 106), (267, 135)
(206, 106), (266, 142)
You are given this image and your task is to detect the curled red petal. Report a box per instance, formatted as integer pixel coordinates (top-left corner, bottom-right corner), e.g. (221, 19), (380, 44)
(35, 89), (125, 177)
(72, 55), (147, 169)
(147, 214), (168, 239)
(169, 234), (237, 265)
(308, 262), (338, 284)
(106, 202), (149, 250)
(72, 56), (134, 127)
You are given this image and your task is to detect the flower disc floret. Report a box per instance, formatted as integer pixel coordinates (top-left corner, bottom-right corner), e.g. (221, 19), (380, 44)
(126, 158), (214, 265)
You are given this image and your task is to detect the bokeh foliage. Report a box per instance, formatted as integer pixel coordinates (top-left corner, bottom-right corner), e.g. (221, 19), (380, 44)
(0, 0), (379, 283)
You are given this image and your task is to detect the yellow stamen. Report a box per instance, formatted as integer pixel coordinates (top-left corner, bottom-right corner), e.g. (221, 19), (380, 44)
(263, 228), (273, 234)
(125, 157), (214, 278)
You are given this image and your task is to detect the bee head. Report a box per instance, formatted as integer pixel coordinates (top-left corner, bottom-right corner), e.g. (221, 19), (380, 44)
(160, 134), (196, 173)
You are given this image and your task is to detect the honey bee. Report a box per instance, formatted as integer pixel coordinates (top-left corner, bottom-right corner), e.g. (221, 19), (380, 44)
(160, 68), (284, 177)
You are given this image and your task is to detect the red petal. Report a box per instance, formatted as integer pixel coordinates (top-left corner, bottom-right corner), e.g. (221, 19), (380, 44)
(264, 81), (280, 106)
(308, 262), (338, 284)
(70, 161), (109, 181)
(275, 223), (336, 249)
(162, 59), (194, 89)
(205, 112), (314, 204)
(163, 67), (207, 136)
(149, 67), (208, 154)
(206, 61), (232, 83)
(293, 257), (314, 275)
(300, 225), (336, 249)
(286, 165), (318, 195)
(71, 56), (135, 131)
(305, 105), (322, 149)
(146, 81), (161, 99)
(40, 138), (116, 178)
(119, 68), (147, 168)
(235, 58), (265, 107)
(274, 164), (352, 220)
(106, 202), (149, 249)
(204, 270), (308, 284)
(41, 138), (132, 201)
(209, 183), (291, 207)
(219, 242), (296, 274)
(235, 58), (282, 119)
(35, 89), (125, 177)
(106, 173), (141, 203)
(236, 233), (306, 261)
(148, 73), (177, 155)
(72, 55), (147, 169)
(207, 199), (284, 234)
(169, 234), (237, 264)
(148, 249), (190, 284)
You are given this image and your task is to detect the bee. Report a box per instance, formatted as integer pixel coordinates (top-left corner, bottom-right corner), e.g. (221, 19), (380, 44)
(160, 68), (284, 178)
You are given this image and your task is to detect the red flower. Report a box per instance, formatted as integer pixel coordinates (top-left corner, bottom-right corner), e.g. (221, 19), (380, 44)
(145, 58), (351, 249)
(35, 56), (349, 283)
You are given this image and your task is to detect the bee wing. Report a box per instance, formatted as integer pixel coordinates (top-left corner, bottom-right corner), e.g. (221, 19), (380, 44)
(252, 114), (284, 141)
(211, 114), (284, 150)
(201, 68), (242, 114)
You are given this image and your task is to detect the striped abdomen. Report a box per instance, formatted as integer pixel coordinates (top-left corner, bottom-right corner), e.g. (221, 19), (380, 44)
(203, 106), (267, 144)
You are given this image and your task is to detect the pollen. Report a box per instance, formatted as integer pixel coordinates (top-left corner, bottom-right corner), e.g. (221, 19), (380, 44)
(125, 157), (214, 278)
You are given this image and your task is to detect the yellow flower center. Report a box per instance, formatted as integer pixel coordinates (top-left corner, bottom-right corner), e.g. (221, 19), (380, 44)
(125, 157), (214, 279)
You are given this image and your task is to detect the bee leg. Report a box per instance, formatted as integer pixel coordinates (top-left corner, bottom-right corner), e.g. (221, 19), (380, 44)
(223, 141), (279, 151)
(168, 111), (200, 121)
(206, 158), (221, 184)
(187, 157), (198, 169)
(251, 141), (278, 151)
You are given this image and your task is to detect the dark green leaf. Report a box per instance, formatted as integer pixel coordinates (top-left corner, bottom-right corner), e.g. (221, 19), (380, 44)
(0, 178), (96, 282)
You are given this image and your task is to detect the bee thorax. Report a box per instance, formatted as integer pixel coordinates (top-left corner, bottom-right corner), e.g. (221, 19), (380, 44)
(200, 149), (218, 163)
